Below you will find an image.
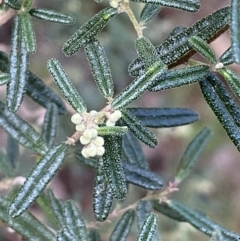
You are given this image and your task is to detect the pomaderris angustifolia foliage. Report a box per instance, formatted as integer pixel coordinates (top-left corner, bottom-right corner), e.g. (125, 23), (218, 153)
(0, 0), (239, 240)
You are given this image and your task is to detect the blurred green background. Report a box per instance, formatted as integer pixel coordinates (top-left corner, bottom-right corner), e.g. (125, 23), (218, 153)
(0, 0), (239, 240)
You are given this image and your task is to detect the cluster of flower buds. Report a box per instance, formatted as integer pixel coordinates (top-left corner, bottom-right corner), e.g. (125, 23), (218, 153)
(109, 0), (122, 8)
(71, 109), (122, 159)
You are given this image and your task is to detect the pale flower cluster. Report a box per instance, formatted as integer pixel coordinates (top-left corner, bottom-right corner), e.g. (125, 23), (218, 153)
(109, 0), (121, 8)
(71, 109), (122, 158)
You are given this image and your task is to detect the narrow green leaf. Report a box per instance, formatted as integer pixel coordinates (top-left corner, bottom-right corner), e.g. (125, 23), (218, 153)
(151, 200), (187, 222)
(103, 135), (127, 200)
(9, 143), (69, 217)
(122, 131), (149, 169)
(0, 150), (14, 177)
(93, 158), (113, 221)
(230, 0), (240, 63)
(75, 150), (98, 169)
(130, 0), (200, 12)
(0, 52), (67, 115)
(7, 134), (19, 169)
(137, 212), (158, 241)
(0, 196), (55, 241)
(199, 73), (240, 152)
(29, 8), (76, 25)
(219, 67), (240, 98)
(137, 201), (161, 241)
(140, 3), (163, 24)
(20, 13), (36, 53)
(22, 0), (34, 11)
(7, 15), (29, 112)
(129, 6), (229, 77)
(175, 127), (213, 183)
(112, 62), (167, 110)
(127, 107), (199, 128)
(98, 126), (128, 136)
(4, 0), (21, 10)
(63, 7), (119, 56)
(149, 65), (210, 92)
(123, 162), (164, 190)
(42, 103), (58, 148)
(57, 229), (76, 241)
(0, 73), (10, 85)
(47, 58), (87, 113)
(62, 201), (90, 241)
(89, 229), (101, 241)
(135, 37), (161, 69)
(210, 230), (224, 241)
(219, 47), (234, 66)
(109, 209), (135, 241)
(0, 101), (49, 155)
(189, 36), (217, 64)
(121, 109), (158, 148)
(84, 38), (114, 98)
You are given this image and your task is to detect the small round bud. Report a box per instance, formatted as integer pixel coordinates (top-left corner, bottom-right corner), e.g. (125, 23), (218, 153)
(90, 110), (98, 116)
(71, 113), (82, 124)
(80, 136), (91, 145)
(81, 148), (89, 158)
(106, 119), (115, 126)
(76, 124), (85, 132)
(110, 0), (119, 8)
(96, 146), (105, 156)
(114, 110), (122, 119)
(93, 136), (104, 146)
(215, 62), (224, 70)
(90, 128), (98, 138)
(83, 129), (93, 139)
(86, 145), (97, 157)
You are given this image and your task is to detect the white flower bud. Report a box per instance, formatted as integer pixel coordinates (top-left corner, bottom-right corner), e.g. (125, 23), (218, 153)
(114, 110), (122, 119)
(86, 145), (97, 157)
(81, 148), (89, 158)
(110, 0), (119, 8)
(80, 136), (91, 145)
(109, 110), (122, 122)
(90, 128), (98, 138)
(215, 62), (224, 70)
(83, 129), (93, 139)
(76, 124), (85, 132)
(106, 119), (115, 126)
(90, 110), (98, 116)
(93, 136), (104, 146)
(96, 146), (105, 156)
(71, 113), (82, 124)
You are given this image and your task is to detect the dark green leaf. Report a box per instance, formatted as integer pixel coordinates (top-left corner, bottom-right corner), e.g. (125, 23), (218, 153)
(23, 0), (34, 11)
(137, 201), (161, 241)
(135, 37), (161, 69)
(149, 65), (210, 92)
(0, 73), (10, 85)
(129, 6), (229, 77)
(103, 135), (127, 200)
(42, 103), (58, 148)
(188, 36), (218, 64)
(57, 229), (77, 241)
(62, 201), (90, 241)
(20, 13), (37, 53)
(130, 0), (200, 12)
(63, 7), (119, 56)
(219, 47), (234, 65)
(123, 162), (164, 190)
(47, 58), (87, 113)
(137, 212), (158, 241)
(199, 73), (240, 152)
(93, 158), (113, 221)
(9, 143), (69, 217)
(75, 150), (98, 169)
(0, 150), (14, 177)
(89, 229), (101, 241)
(7, 15), (29, 112)
(84, 38), (114, 98)
(140, 3), (163, 24)
(0, 51), (9, 72)
(219, 67), (240, 98)
(0, 101), (49, 155)
(230, 0), (240, 63)
(127, 107), (199, 128)
(4, 0), (21, 10)
(109, 209), (135, 241)
(7, 134), (19, 169)
(98, 126), (127, 136)
(122, 131), (149, 169)
(30, 8), (76, 25)
(112, 62), (167, 110)
(175, 127), (213, 182)
(121, 109), (158, 148)
(0, 196), (55, 241)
